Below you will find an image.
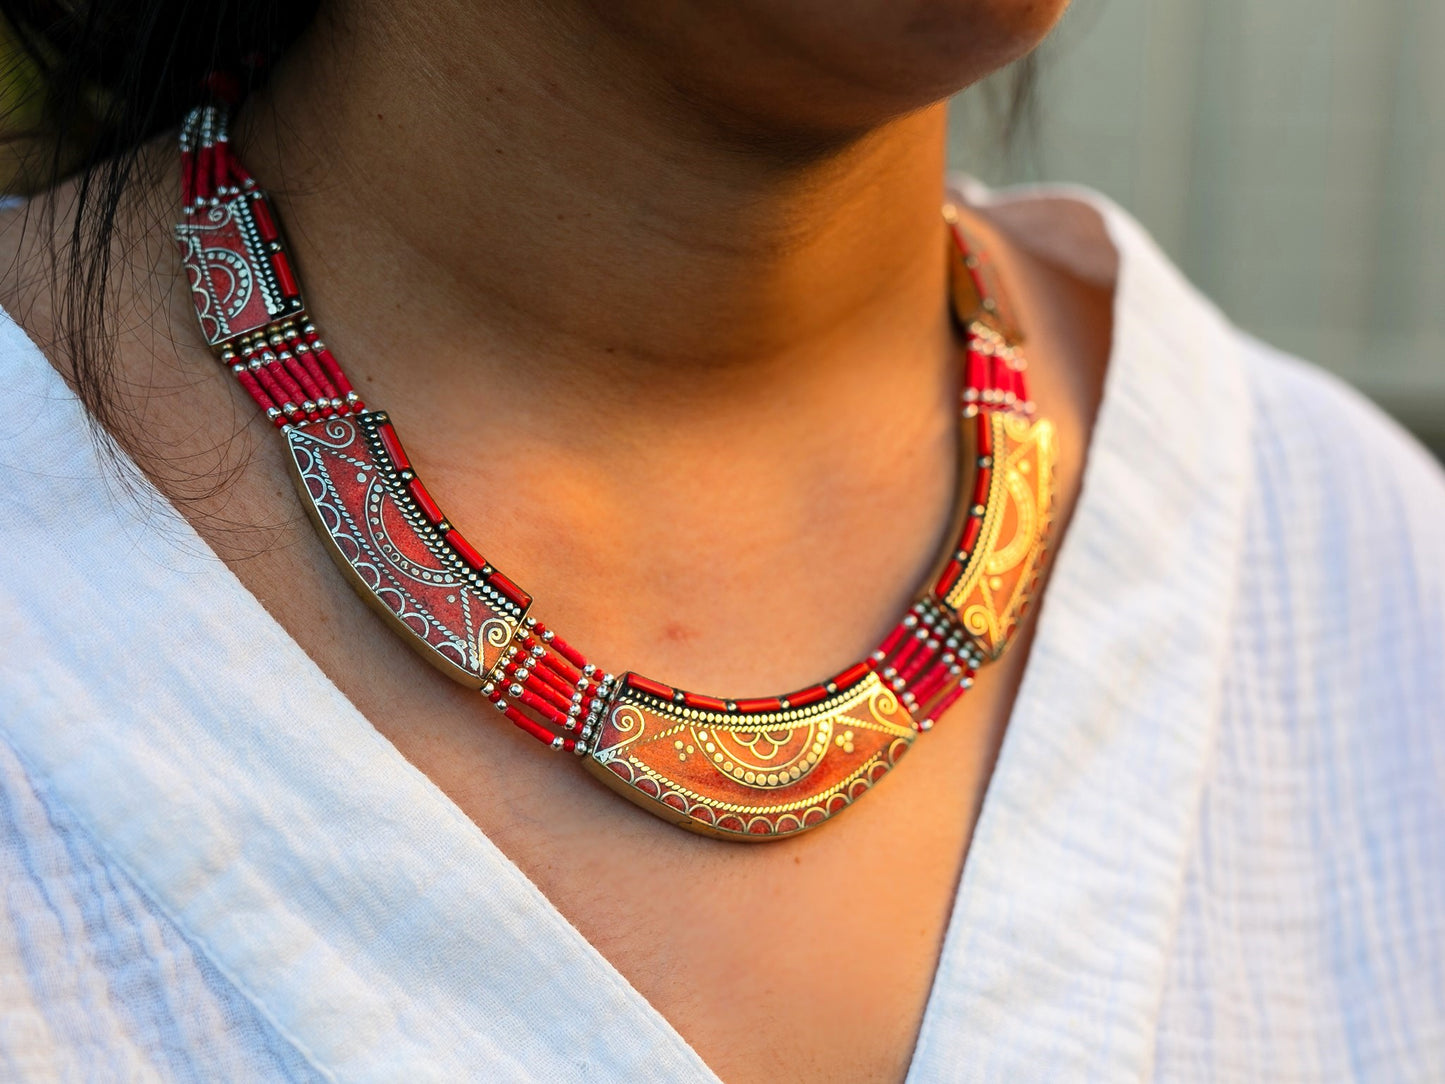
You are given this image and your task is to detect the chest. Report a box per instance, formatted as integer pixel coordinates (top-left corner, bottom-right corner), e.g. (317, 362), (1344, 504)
(385, 667), (1017, 1084)
(240, 504), (1024, 1083)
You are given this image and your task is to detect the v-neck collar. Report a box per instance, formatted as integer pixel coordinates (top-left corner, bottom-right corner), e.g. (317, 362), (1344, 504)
(906, 185), (1252, 1080)
(0, 185), (1250, 1082)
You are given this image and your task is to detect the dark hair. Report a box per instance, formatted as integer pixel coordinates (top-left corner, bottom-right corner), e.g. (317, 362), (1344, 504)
(0, 1), (317, 451)
(0, 2), (1034, 460)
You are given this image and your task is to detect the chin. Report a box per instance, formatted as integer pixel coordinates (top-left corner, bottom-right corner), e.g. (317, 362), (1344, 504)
(591, 0), (1071, 136)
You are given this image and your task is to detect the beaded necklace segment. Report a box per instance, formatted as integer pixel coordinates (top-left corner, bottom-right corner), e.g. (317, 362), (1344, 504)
(175, 104), (1055, 841)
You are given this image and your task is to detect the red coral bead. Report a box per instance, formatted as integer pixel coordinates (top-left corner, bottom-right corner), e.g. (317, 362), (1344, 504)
(547, 632), (588, 669)
(683, 691), (729, 711)
(502, 704), (557, 746)
(487, 571), (531, 610)
(734, 697), (783, 714)
(961, 515), (983, 554)
(376, 422), (411, 471)
(271, 251), (299, 299)
(785, 684), (829, 707)
(965, 349), (987, 392)
(970, 468), (992, 510)
(446, 529), (486, 570)
(250, 196), (279, 243)
(935, 559), (963, 597)
(407, 478), (444, 525)
(627, 673), (674, 700)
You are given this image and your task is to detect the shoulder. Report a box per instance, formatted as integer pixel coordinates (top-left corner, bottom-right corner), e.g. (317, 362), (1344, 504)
(1225, 329), (1443, 800)
(1235, 333), (1445, 660)
(1244, 332), (1445, 538)
(1160, 310), (1445, 1076)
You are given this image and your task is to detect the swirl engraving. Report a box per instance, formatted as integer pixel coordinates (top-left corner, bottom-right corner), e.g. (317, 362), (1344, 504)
(481, 618), (511, 649)
(320, 418), (356, 445)
(866, 685), (901, 726)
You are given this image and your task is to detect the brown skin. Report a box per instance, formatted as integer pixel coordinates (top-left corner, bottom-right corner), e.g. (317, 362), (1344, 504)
(1, 1), (1117, 1080)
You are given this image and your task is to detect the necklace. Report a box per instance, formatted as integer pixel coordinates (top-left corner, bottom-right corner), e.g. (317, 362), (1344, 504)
(174, 105), (1056, 841)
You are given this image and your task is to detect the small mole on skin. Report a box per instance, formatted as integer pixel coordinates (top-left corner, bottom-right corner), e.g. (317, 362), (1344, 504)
(662, 622), (694, 644)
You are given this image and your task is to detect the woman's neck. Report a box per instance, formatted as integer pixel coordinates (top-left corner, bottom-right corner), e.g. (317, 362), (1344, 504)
(243, 0), (955, 443)
(220, 1), (972, 689)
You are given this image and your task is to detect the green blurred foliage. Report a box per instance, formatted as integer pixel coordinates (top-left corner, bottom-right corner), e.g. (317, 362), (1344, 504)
(0, 15), (59, 194)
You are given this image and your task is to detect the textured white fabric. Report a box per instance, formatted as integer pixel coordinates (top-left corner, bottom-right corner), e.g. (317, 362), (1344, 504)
(0, 188), (1441, 1082)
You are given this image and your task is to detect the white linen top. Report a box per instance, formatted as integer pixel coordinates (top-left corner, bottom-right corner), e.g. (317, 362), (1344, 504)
(0, 187), (1442, 1083)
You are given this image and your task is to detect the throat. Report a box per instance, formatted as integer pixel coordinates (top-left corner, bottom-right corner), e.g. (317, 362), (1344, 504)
(227, 14), (966, 692)
(237, 0), (957, 442)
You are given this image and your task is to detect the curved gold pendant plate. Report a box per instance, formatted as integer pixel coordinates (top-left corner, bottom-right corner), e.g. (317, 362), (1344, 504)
(281, 405), (1053, 841)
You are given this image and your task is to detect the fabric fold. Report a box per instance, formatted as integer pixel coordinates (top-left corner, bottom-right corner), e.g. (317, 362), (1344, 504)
(906, 188), (1254, 1082)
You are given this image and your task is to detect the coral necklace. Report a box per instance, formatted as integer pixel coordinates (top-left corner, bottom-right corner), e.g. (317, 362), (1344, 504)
(175, 105), (1056, 841)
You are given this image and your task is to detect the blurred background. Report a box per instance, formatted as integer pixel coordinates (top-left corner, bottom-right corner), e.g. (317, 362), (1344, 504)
(952, 0), (1445, 459)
